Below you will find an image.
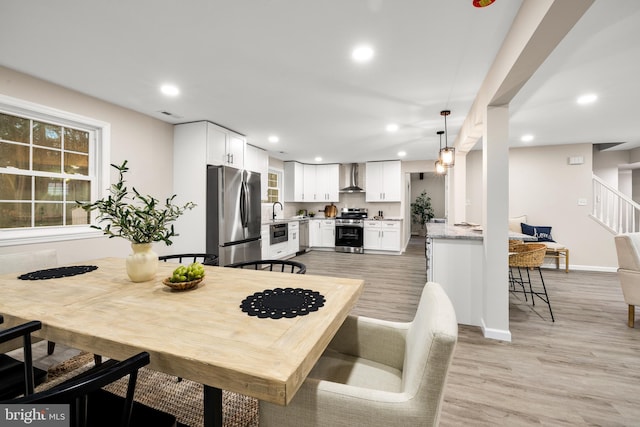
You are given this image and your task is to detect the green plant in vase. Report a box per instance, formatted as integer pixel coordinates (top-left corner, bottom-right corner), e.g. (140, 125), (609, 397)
(411, 190), (434, 236)
(77, 160), (195, 282)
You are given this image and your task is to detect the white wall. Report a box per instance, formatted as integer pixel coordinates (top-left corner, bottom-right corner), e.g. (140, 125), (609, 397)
(0, 66), (175, 265)
(466, 143), (618, 269)
(593, 147), (629, 189)
(633, 170), (640, 203)
(619, 170), (632, 199)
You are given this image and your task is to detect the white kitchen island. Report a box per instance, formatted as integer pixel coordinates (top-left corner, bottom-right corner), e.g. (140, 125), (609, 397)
(426, 223), (534, 338)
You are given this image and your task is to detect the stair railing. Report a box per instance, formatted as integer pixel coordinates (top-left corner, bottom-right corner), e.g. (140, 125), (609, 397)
(592, 174), (640, 234)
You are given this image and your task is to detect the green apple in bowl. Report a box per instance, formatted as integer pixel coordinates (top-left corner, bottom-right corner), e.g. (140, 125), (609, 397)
(169, 262), (205, 283)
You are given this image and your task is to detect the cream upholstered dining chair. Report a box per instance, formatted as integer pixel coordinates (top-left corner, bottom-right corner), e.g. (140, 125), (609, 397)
(614, 233), (640, 327)
(259, 282), (458, 427)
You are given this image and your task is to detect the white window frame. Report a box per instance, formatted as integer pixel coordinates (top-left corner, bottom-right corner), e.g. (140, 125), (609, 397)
(0, 94), (110, 246)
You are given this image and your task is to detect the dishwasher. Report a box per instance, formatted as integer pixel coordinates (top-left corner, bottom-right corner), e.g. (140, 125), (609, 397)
(297, 220), (309, 254)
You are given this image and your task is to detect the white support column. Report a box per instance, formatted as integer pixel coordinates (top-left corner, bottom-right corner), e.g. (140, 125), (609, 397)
(451, 152), (467, 224)
(482, 105), (511, 341)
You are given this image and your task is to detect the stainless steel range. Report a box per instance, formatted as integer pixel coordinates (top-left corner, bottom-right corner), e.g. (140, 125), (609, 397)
(335, 208), (368, 253)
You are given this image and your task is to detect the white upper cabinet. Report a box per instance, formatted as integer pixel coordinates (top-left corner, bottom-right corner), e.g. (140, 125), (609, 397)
(303, 164), (317, 201)
(205, 122), (245, 169)
(365, 160), (401, 202)
(284, 161), (305, 202)
(245, 144), (269, 201)
(227, 133), (245, 169)
(284, 162), (339, 203)
(316, 164), (339, 202)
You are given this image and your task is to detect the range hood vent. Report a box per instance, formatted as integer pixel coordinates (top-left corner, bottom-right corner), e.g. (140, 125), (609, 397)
(340, 163), (365, 193)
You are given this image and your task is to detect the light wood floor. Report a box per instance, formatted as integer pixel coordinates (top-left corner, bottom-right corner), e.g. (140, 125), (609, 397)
(293, 238), (640, 426)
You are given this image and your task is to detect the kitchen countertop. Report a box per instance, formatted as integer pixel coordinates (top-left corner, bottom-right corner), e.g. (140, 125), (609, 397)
(426, 223), (536, 241)
(261, 217), (316, 226)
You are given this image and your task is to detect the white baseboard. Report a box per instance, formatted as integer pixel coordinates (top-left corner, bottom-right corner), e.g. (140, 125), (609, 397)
(541, 262), (616, 273)
(481, 319), (512, 342)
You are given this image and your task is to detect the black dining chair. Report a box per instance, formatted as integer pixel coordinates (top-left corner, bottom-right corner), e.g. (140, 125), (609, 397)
(0, 316), (48, 399)
(225, 259), (307, 274)
(159, 253), (219, 266)
(12, 354), (177, 427)
(0, 320), (177, 427)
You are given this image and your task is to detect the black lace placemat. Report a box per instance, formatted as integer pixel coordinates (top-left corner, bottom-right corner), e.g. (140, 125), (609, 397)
(240, 287), (325, 319)
(18, 265), (98, 280)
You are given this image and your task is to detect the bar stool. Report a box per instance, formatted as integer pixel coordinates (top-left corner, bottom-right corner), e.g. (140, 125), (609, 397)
(509, 243), (554, 321)
(508, 240), (527, 300)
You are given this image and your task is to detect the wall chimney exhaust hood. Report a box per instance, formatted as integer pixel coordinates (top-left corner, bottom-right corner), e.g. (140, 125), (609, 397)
(340, 163), (365, 193)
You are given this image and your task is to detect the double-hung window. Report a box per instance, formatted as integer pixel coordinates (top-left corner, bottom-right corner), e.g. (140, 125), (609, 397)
(0, 95), (110, 245)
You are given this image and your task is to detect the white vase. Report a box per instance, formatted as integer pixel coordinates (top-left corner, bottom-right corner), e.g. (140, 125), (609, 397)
(126, 243), (159, 282)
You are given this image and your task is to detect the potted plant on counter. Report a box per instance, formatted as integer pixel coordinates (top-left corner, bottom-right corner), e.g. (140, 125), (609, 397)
(411, 190), (434, 236)
(77, 160), (195, 282)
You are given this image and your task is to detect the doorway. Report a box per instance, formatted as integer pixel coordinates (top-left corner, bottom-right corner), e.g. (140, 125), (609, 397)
(409, 172), (445, 235)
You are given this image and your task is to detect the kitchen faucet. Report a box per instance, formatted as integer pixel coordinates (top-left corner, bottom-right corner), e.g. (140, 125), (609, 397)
(272, 201), (283, 220)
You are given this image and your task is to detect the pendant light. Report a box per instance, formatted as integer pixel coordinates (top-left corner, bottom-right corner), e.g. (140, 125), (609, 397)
(473, 0), (495, 7)
(435, 131), (447, 175)
(439, 110), (455, 167)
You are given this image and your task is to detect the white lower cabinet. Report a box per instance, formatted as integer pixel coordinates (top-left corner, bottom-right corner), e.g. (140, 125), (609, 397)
(264, 221), (300, 260)
(261, 225), (270, 260)
(309, 219), (335, 248)
(270, 242), (288, 259)
(288, 221), (300, 255)
(363, 220), (401, 252)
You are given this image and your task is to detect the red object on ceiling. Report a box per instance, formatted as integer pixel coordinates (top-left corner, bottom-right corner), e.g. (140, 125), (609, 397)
(473, 0), (496, 7)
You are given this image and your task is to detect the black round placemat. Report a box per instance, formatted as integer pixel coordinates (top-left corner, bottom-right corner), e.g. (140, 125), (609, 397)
(18, 265), (98, 280)
(240, 287), (325, 319)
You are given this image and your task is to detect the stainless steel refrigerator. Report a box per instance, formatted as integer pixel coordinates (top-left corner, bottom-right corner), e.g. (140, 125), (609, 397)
(206, 165), (262, 266)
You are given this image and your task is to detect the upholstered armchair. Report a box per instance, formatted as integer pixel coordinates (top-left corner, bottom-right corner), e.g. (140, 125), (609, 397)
(614, 233), (640, 327)
(259, 282), (458, 427)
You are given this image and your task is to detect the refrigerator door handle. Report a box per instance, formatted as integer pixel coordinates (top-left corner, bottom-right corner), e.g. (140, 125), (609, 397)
(240, 179), (250, 237)
(240, 181), (247, 227)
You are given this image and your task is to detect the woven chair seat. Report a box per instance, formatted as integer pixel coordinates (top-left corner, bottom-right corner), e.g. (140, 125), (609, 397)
(508, 239), (524, 251)
(509, 243), (546, 268)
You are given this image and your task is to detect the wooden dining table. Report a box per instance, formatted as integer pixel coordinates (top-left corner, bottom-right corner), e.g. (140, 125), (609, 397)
(0, 257), (364, 427)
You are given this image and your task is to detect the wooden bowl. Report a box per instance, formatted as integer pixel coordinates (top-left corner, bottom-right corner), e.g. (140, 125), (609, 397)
(162, 277), (203, 291)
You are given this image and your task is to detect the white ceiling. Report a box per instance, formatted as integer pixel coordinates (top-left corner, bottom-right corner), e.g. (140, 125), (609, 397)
(1, 0), (638, 164)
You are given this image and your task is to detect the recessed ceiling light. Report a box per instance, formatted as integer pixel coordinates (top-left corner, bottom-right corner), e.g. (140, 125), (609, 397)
(577, 93), (597, 105)
(268, 135), (279, 143)
(351, 45), (374, 63)
(398, 151), (407, 157)
(314, 156), (323, 162)
(521, 134), (534, 143)
(160, 84), (180, 97)
(386, 123), (399, 132)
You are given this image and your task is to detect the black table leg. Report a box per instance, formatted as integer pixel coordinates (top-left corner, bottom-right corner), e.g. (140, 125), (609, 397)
(203, 385), (223, 427)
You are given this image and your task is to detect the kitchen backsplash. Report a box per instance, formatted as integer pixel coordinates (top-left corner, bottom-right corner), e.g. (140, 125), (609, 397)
(261, 192), (401, 221)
